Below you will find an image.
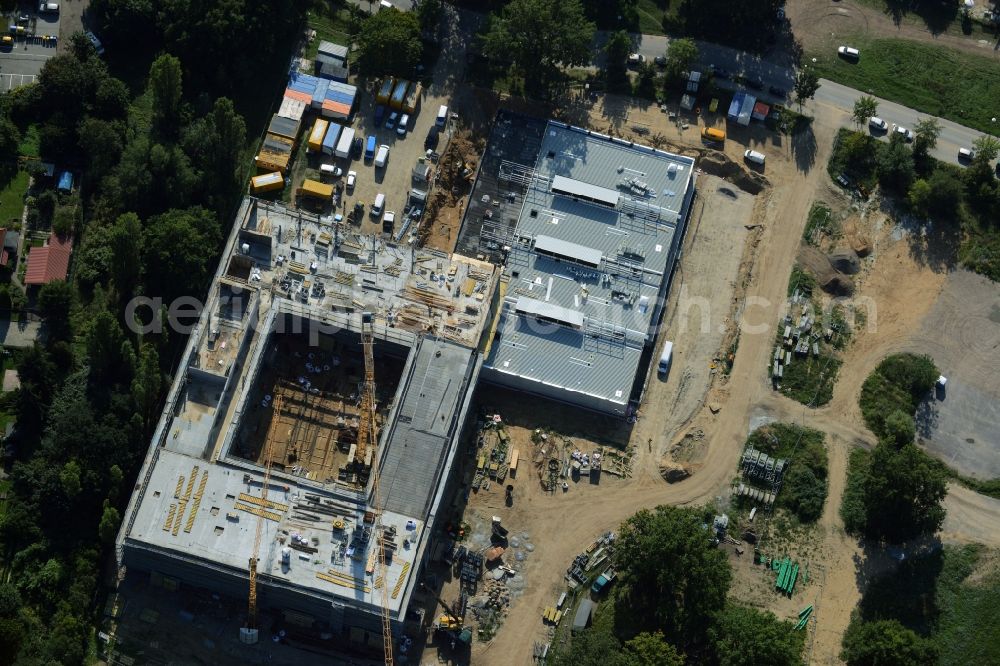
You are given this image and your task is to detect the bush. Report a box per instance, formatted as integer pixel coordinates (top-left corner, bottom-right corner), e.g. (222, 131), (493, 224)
(747, 423), (828, 523)
(859, 353), (937, 440)
(840, 448), (869, 535)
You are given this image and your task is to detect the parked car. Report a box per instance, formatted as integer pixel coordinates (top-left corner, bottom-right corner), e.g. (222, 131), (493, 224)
(351, 137), (363, 159)
(627, 53), (645, 67)
(713, 67), (731, 80)
(425, 125), (440, 150)
(744, 76), (764, 90)
(869, 117), (888, 131)
(319, 164), (343, 178)
(891, 124), (914, 142)
(838, 46), (860, 59)
(653, 55), (667, 68)
(346, 170), (357, 191)
(744, 150), (766, 166)
(768, 85), (786, 98)
(374, 105), (386, 127)
(386, 111), (398, 129)
(38, 2), (58, 13)
(84, 30), (104, 55)
(397, 113), (410, 136)
(958, 147), (976, 161)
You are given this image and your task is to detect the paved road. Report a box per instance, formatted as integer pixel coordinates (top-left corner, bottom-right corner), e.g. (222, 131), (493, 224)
(627, 32), (991, 167)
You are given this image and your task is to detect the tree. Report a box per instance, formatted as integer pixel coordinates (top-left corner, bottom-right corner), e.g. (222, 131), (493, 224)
(851, 96), (878, 129)
(972, 135), (1000, 164)
(677, 0), (783, 52)
(614, 505), (731, 646)
(876, 137), (915, 194)
(884, 409), (916, 447)
(792, 68), (820, 110)
(665, 37), (699, 81)
(86, 311), (127, 387)
(581, 0), (638, 29)
(913, 117), (942, 151)
(52, 204), (77, 237)
(781, 464), (827, 522)
(59, 460), (82, 499)
(78, 117), (125, 178)
(110, 213), (142, 299)
(0, 116), (20, 161)
(604, 30), (632, 91)
(148, 53), (184, 137)
(416, 0), (443, 36)
(131, 344), (162, 439)
(711, 605), (804, 666)
(482, 0), (595, 97)
(841, 619), (938, 666)
(98, 502), (121, 544)
(622, 631), (685, 666)
(94, 76), (131, 119)
(862, 441), (947, 543)
(142, 207), (221, 305)
(37, 280), (75, 342)
(909, 169), (964, 221)
(356, 9), (423, 78)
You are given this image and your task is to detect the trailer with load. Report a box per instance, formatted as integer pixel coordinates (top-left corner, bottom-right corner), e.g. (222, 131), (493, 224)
(403, 82), (422, 114)
(321, 123), (342, 156)
(376, 78), (395, 105)
(298, 179), (334, 200)
(590, 567), (616, 594)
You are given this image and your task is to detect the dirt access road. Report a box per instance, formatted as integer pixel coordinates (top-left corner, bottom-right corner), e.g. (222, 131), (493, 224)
(465, 94), (1000, 664)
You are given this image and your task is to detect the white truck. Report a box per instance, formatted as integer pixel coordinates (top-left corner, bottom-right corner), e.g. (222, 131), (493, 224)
(374, 144), (390, 168)
(657, 340), (674, 375)
(335, 126), (356, 159)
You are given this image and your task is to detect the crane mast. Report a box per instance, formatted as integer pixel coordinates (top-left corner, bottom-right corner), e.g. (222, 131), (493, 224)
(358, 313), (393, 664)
(240, 392), (283, 644)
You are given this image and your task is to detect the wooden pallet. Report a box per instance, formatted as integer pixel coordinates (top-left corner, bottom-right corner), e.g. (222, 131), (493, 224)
(234, 502), (281, 522)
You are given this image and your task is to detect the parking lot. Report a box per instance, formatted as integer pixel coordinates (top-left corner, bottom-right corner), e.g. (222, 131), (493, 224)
(1, 6), (62, 89)
(290, 80), (452, 242)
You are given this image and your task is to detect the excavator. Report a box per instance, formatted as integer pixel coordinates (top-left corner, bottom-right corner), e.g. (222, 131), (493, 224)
(422, 584), (472, 649)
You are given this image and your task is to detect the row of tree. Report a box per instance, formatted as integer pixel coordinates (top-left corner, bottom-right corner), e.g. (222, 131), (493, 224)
(556, 505), (805, 665)
(0, 1), (305, 660)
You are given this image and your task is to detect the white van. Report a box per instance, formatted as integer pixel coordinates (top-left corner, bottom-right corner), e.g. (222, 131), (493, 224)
(869, 117), (888, 131)
(744, 150), (765, 166)
(371, 193), (385, 219)
(374, 144), (390, 168)
(657, 341), (674, 375)
(319, 164), (342, 178)
(436, 105), (448, 128)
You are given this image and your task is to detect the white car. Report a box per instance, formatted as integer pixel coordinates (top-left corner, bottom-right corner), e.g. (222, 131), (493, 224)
(396, 114), (409, 136)
(958, 147), (976, 161)
(868, 117), (888, 131)
(84, 30), (104, 55)
(346, 170), (357, 191)
(38, 1), (58, 13)
(743, 150), (766, 166)
(628, 53), (645, 67)
(837, 46), (860, 59)
(891, 124), (914, 142)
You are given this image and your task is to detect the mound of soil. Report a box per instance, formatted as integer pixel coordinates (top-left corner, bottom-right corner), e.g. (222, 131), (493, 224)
(841, 216), (872, 257)
(822, 275), (855, 296)
(659, 459), (691, 483)
(829, 249), (861, 275)
(698, 151), (770, 195)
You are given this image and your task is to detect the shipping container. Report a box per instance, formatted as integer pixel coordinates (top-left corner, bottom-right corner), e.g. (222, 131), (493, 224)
(322, 123), (342, 156)
(335, 127), (356, 159)
(376, 78), (395, 105)
(390, 80), (409, 110)
(403, 82), (422, 114)
(250, 172), (284, 194)
(308, 118), (330, 152)
(299, 179), (334, 199)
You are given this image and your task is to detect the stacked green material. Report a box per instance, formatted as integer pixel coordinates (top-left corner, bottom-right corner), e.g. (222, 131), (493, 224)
(795, 605), (813, 630)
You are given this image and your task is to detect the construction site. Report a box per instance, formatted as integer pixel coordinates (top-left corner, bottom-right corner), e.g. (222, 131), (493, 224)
(114, 110), (701, 663)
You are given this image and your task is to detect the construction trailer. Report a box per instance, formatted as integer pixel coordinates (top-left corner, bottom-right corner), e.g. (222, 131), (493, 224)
(308, 118), (330, 152)
(299, 179), (334, 200)
(249, 172), (284, 194)
(403, 83), (421, 114)
(376, 78), (395, 106)
(390, 80), (409, 110)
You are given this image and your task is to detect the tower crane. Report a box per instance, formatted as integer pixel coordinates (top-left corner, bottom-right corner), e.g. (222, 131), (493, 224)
(240, 392), (283, 645)
(357, 313), (393, 664)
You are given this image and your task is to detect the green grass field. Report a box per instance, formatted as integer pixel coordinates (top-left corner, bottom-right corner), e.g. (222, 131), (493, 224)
(306, 7), (354, 59)
(809, 37), (1000, 135)
(0, 170), (29, 227)
(636, 0), (670, 35)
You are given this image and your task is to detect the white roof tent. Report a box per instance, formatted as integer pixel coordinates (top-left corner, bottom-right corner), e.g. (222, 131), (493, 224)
(533, 234), (603, 268)
(551, 175), (620, 208)
(514, 296), (585, 329)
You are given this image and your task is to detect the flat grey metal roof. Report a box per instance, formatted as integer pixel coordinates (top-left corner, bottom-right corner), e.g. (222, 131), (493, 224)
(378, 338), (476, 518)
(483, 120), (696, 410)
(318, 41), (348, 59)
(551, 175), (620, 207)
(533, 234), (603, 268)
(514, 296), (585, 329)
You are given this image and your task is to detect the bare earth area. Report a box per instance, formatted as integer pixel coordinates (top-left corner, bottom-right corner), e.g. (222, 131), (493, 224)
(786, 0), (1000, 57)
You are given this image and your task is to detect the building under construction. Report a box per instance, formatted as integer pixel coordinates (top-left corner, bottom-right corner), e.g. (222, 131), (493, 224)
(117, 116), (697, 659)
(117, 197), (499, 653)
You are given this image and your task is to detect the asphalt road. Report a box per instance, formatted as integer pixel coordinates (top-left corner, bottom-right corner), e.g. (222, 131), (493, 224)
(626, 32), (990, 167)
(0, 8), (61, 89)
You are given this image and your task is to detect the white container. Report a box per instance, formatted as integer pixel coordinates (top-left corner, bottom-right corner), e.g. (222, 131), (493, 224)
(335, 126), (355, 158)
